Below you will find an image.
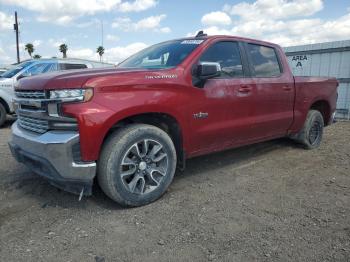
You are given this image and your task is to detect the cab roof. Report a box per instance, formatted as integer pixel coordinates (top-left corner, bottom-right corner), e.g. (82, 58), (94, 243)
(175, 33), (281, 48)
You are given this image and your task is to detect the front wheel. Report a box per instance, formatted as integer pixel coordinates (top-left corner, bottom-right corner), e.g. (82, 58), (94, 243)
(293, 110), (324, 149)
(98, 124), (177, 207)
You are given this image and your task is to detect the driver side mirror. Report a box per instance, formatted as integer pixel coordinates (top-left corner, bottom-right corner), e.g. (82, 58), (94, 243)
(192, 62), (221, 88)
(196, 62), (221, 80)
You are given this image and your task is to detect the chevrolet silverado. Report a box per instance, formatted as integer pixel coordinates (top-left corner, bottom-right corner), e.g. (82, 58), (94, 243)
(9, 32), (338, 206)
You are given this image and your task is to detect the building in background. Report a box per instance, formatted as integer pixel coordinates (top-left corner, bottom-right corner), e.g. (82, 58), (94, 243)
(284, 40), (350, 120)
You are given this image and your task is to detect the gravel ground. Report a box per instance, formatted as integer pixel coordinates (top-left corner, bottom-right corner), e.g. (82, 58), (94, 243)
(0, 120), (349, 262)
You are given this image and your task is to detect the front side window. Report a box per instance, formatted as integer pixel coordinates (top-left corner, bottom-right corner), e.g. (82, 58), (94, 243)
(199, 41), (244, 78)
(1, 61), (35, 78)
(246, 44), (281, 77)
(22, 63), (56, 77)
(119, 40), (205, 69)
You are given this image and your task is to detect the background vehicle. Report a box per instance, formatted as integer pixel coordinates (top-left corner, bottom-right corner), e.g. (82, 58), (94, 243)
(9, 33), (338, 207)
(0, 69), (7, 76)
(0, 58), (114, 127)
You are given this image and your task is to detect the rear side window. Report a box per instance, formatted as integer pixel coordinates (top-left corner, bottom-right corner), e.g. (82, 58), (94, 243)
(199, 41), (244, 78)
(246, 44), (281, 77)
(59, 63), (88, 70)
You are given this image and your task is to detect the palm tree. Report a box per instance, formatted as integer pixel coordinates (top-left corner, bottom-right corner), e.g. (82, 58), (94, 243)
(96, 46), (105, 62)
(33, 54), (41, 59)
(25, 43), (35, 58)
(59, 44), (68, 58)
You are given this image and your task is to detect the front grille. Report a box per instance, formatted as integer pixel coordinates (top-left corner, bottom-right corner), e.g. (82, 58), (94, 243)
(18, 115), (49, 134)
(15, 90), (77, 134)
(15, 90), (46, 99)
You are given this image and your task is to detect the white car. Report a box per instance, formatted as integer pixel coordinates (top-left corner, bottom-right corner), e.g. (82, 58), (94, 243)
(0, 59), (113, 127)
(0, 69), (7, 76)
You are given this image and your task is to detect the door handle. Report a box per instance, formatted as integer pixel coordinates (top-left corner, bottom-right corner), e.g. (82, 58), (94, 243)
(282, 86), (292, 91)
(238, 86), (252, 93)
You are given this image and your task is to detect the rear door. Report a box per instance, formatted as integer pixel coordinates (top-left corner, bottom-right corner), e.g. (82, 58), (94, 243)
(244, 43), (294, 139)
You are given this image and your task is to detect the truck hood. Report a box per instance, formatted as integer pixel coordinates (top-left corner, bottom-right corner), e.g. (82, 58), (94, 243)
(15, 67), (153, 91)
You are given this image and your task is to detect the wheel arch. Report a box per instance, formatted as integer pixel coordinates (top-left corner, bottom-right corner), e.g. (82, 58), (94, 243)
(102, 112), (186, 170)
(310, 100), (331, 126)
(0, 97), (10, 113)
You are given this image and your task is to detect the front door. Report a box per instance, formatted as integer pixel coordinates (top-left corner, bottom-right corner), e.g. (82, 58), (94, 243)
(189, 41), (255, 154)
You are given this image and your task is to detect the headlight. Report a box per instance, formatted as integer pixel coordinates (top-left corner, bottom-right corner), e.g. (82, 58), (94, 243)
(49, 88), (93, 102)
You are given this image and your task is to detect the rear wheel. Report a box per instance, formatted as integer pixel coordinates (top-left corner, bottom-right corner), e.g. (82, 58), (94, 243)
(98, 124), (177, 207)
(294, 110), (324, 149)
(0, 103), (7, 127)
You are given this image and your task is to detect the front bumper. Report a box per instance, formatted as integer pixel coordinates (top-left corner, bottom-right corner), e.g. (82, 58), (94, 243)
(9, 121), (96, 196)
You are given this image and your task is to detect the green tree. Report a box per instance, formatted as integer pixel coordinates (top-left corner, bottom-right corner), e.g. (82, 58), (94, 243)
(33, 54), (41, 59)
(96, 46), (105, 62)
(25, 43), (35, 58)
(59, 44), (68, 58)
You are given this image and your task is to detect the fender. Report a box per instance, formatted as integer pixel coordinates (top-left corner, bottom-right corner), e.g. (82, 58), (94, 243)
(290, 95), (333, 133)
(100, 104), (189, 151)
(62, 98), (191, 161)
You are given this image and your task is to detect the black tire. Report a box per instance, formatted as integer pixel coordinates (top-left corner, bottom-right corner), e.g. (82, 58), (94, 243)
(294, 110), (324, 149)
(98, 124), (177, 207)
(0, 103), (7, 127)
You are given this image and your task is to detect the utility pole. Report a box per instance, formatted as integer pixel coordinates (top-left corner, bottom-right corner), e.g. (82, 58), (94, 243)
(14, 11), (20, 63)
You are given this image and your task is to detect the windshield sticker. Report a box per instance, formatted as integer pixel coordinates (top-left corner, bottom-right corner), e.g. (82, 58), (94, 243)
(145, 74), (178, 79)
(181, 40), (204, 45)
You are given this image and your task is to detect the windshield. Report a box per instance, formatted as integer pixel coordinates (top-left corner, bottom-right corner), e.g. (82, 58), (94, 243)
(1, 61), (35, 78)
(118, 39), (205, 69)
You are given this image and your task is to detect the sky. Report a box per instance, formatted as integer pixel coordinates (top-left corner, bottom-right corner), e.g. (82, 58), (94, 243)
(0, 0), (349, 65)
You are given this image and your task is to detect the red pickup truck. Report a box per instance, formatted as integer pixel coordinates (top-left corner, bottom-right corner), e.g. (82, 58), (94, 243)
(9, 33), (338, 206)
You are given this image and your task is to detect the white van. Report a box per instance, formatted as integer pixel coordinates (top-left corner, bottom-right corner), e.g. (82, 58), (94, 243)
(0, 58), (113, 127)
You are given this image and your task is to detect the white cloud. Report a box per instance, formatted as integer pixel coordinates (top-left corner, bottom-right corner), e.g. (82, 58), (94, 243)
(48, 38), (68, 48)
(33, 40), (42, 47)
(111, 17), (132, 30)
(106, 34), (120, 42)
(0, 47), (12, 63)
(0, 0), (157, 25)
(76, 18), (101, 28)
(119, 0), (157, 12)
(194, 0), (350, 46)
(0, 11), (13, 31)
(112, 14), (169, 32)
(51, 42), (148, 63)
(159, 27), (171, 33)
(201, 11), (231, 26)
(105, 42), (148, 63)
(223, 0), (323, 20)
(0, 0), (121, 25)
(69, 48), (98, 60)
(134, 14), (166, 30)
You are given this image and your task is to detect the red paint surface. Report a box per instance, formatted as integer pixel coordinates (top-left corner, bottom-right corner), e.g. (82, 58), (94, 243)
(17, 36), (338, 161)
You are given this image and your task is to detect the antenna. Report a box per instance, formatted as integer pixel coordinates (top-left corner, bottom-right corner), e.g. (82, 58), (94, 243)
(195, 30), (207, 38)
(101, 20), (104, 47)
